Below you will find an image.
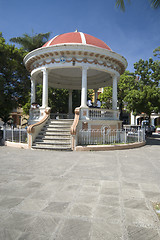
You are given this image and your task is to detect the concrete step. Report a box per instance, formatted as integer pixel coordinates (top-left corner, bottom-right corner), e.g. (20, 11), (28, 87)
(42, 126), (71, 131)
(34, 141), (71, 146)
(36, 136), (71, 140)
(41, 128), (70, 134)
(33, 118), (73, 151)
(35, 139), (71, 144)
(32, 145), (72, 151)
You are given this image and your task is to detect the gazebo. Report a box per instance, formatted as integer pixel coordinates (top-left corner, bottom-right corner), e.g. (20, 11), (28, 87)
(24, 31), (127, 150)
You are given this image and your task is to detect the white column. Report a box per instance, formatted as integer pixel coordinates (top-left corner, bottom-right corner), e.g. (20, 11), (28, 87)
(81, 66), (88, 107)
(112, 75), (118, 110)
(68, 89), (72, 117)
(131, 111), (136, 125)
(31, 78), (36, 104)
(42, 68), (48, 108)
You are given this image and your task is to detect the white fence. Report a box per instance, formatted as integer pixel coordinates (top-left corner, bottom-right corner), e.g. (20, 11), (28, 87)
(78, 128), (145, 146)
(3, 127), (27, 143)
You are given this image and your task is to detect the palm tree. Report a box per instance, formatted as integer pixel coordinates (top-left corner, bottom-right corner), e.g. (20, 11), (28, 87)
(10, 31), (51, 52)
(116, 0), (160, 11)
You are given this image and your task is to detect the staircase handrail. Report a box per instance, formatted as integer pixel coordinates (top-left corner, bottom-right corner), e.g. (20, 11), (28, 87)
(27, 108), (50, 148)
(70, 107), (80, 135)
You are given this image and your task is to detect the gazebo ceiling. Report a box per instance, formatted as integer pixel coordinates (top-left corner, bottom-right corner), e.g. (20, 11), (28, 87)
(34, 67), (112, 90)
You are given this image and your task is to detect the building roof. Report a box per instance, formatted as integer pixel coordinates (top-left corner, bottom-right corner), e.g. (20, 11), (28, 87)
(42, 32), (112, 51)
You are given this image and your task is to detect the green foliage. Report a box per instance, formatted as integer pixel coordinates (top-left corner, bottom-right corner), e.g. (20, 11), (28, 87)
(153, 46), (160, 58)
(10, 32), (51, 52)
(124, 85), (160, 116)
(99, 87), (112, 109)
(124, 59), (160, 116)
(116, 0), (160, 11)
(134, 58), (160, 88)
(0, 32), (30, 122)
(99, 71), (137, 119)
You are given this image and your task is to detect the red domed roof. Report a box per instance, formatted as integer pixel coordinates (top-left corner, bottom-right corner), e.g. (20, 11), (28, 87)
(42, 32), (111, 51)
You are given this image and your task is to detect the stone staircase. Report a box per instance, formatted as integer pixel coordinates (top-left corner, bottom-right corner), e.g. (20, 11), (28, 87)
(32, 119), (73, 150)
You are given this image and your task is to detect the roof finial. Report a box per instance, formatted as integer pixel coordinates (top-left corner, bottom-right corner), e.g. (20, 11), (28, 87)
(75, 29), (78, 32)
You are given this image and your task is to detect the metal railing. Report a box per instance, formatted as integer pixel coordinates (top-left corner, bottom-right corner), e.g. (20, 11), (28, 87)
(78, 127), (145, 146)
(3, 127), (27, 143)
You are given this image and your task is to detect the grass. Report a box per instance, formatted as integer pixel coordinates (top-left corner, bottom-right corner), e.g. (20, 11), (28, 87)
(153, 202), (160, 220)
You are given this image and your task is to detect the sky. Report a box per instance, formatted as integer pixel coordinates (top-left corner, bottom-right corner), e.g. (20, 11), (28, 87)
(0, 0), (160, 73)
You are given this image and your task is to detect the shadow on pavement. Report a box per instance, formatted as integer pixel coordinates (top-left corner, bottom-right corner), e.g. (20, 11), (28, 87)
(146, 134), (160, 145)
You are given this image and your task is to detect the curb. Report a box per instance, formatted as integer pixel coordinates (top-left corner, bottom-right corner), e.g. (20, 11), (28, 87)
(75, 141), (146, 151)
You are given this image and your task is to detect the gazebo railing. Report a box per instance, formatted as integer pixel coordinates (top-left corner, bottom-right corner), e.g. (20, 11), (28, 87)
(88, 108), (119, 120)
(80, 107), (119, 120)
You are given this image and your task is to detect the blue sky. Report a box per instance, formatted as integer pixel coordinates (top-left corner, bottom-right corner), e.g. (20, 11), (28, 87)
(0, 0), (159, 72)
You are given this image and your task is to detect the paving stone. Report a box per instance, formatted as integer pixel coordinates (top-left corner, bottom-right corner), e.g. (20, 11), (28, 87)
(122, 189), (144, 199)
(94, 205), (121, 223)
(24, 181), (43, 188)
(74, 192), (98, 205)
(127, 225), (160, 240)
(1, 212), (35, 232)
(29, 189), (54, 200)
(43, 202), (70, 214)
(140, 183), (160, 192)
(62, 184), (80, 191)
(52, 191), (76, 202)
(0, 197), (23, 209)
(122, 181), (140, 190)
(18, 232), (50, 240)
(0, 228), (22, 240)
(100, 187), (119, 196)
(91, 219), (123, 240)
(101, 180), (119, 188)
(98, 195), (119, 207)
(26, 214), (60, 237)
(125, 208), (156, 227)
(15, 198), (47, 212)
(81, 179), (101, 187)
(69, 203), (93, 217)
(55, 218), (91, 240)
(124, 199), (149, 210)
(80, 185), (100, 193)
(143, 191), (160, 201)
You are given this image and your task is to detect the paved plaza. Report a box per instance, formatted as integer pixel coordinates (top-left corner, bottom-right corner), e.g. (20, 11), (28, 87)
(0, 135), (160, 240)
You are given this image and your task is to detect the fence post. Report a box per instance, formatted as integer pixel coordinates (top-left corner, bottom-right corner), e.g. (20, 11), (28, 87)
(11, 126), (14, 142)
(3, 125), (6, 142)
(138, 127), (140, 142)
(19, 126), (21, 143)
(124, 127), (127, 144)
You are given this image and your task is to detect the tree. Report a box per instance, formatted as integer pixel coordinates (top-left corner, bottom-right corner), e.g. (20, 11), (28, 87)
(99, 71), (137, 120)
(116, 0), (160, 11)
(124, 85), (160, 117)
(99, 87), (112, 109)
(117, 71), (136, 120)
(153, 46), (160, 58)
(134, 58), (160, 88)
(0, 33), (30, 123)
(10, 32), (51, 52)
(124, 58), (160, 119)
